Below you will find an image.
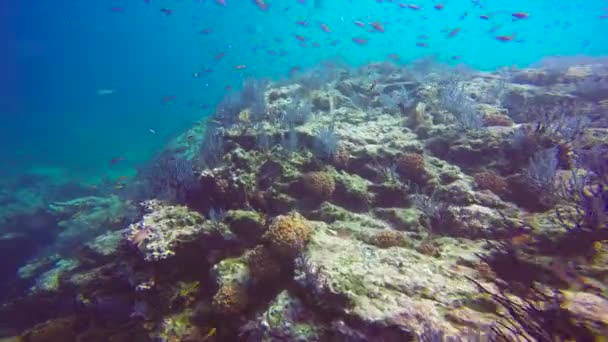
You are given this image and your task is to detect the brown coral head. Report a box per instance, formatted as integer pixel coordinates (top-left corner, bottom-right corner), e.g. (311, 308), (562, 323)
(212, 283), (248, 315)
(263, 213), (312, 257)
(483, 115), (513, 127)
(369, 230), (408, 248)
(474, 172), (508, 196)
(247, 245), (283, 281)
(396, 153), (427, 183)
(301, 171), (336, 200)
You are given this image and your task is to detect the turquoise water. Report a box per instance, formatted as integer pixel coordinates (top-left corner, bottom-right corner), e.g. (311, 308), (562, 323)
(2, 0), (607, 183)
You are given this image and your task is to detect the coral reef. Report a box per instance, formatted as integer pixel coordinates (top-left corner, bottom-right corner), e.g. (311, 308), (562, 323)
(3, 59), (608, 340)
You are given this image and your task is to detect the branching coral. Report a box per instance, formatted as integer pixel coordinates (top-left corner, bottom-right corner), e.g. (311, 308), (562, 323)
(263, 213), (312, 257)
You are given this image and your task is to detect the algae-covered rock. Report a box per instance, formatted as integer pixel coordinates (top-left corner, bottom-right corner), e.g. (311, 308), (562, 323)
(239, 290), (327, 342)
(225, 210), (266, 242)
(20, 316), (78, 342)
(49, 195), (134, 249)
(123, 200), (208, 261)
(295, 226), (494, 338)
(30, 258), (79, 293)
(85, 230), (123, 257)
(373, 208), (423, 232)
(211, 257), (251, 288)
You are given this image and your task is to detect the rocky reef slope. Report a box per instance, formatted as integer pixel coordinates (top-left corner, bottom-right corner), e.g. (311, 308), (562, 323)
(2, 59), (607, 341)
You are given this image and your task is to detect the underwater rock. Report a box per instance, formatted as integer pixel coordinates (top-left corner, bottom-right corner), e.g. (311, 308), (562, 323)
(84, 230), (123, 258)
(295, 226), (493, 338)
(124, 200), (209, 261)
(211, 257), (251, 289)
(372, 208), (422, 233)
(48, 195), (134, 252)
(224, 210), (266, 243)
(239, 290), (326, 341)
(30, 258), (79, 293)
(19, 316), (79, 342)
(559, 291), (608, 335)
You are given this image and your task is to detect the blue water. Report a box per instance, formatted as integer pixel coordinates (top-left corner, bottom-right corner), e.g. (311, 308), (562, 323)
(2, 0), (608, 182)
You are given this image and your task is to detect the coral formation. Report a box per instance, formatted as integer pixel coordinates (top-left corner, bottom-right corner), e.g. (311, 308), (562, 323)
(263, 213), (312, 257)
(246, 245), (283, 281)
(396, 152), (428, 184)
(474, 172), (509, 197)
(300, 171), (336, 200)
(367, 229), (409, 248)
(212, 283), (249, 315)
(124, 200), (206, 261)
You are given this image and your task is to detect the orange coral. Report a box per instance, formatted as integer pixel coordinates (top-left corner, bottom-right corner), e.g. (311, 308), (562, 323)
(396, 153), (427, 183)
(212, 283), (248, 315)
(263, 213), (312, 257)
(369, 230), (408, 248)
(247, 245), (283, 281)
(301, 171), (336, 200)
(474, 172), (508, 196)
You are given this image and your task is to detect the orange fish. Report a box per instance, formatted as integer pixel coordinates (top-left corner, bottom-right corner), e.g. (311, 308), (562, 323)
(215, 52), (225, 60)
(434, 3), (444, 10)
(235, 64), (247, 70)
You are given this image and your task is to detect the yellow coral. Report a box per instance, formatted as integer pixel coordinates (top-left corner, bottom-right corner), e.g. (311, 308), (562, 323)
(263, 213), (312, 257)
